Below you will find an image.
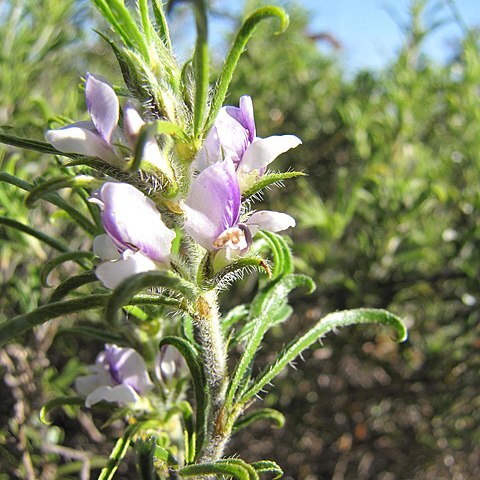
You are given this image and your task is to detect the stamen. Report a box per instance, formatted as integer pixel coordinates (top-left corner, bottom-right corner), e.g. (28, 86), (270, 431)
(213, 227), (247, 250)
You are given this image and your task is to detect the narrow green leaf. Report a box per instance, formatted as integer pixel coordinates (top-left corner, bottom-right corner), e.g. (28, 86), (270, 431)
(152, 0), (172, 49)
(0, 294), (110, 347)
(225, 274), (315, 410)
(192, 0), (209, 138)
(56, 326), (124, 344)
(0, 173), (99, 235)
(98, 425), (136, 480)
(233, 408), (285, 433)
(242, 171), (305, 200)
(257, 231), (293, 278)
(0, 131), (68, 156)
(205, 6), (289, 133)
(40, 396), (84, 425)
(40, 251), (95, 287)
(49, 271), (99, 302)
(179, 462), (250, 480)
(136, 435), (178, 479)
(173, 401), (195, 463)
(251, 460), (283, 479)
(26, 175), (101, 208)
(240, 309), (408, 405)
(138, 0), (153, 45)
(159, 336), (208, 459)
(206, 256), (270, 289)
(105, 271), (195, 324)
(216, 459), (259, 480)
(92, 0), (149, 60)
(0, 216), (70, 252)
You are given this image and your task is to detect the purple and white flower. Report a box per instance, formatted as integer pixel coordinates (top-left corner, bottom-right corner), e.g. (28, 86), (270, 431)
(45, 74), (173, 180)
(92, 182), (176, 289)
(75, 344), (154, 407)
(194, 95), (301, 189)
(183, 159), (295, 256)
(46, 74), (121, 166)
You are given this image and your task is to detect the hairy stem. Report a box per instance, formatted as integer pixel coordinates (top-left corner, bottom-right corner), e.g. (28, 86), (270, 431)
(194, 291), (229, 463)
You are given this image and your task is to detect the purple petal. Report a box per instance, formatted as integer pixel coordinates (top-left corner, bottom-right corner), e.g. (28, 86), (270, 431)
(246, 210), (296, 237)
(184, 159), (241, 250)
(215, 108), (251, 165)
(103, 344), (154, 394)
(239, 135), (302, 173)
(99, 182), (175, 263)
(85, 73), (119, 146)
(225, 95), (256, 142)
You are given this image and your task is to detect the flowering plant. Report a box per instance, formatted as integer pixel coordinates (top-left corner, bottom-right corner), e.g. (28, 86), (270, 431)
(0, 1), (407, 478)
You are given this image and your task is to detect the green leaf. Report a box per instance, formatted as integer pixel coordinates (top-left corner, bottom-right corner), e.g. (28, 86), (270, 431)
(0, 173), (98, 235)
(240, 309), (408, 405)
(159, 336), (208, 460)
(0, 294), (110, 347)
(0, 131), (69, 156)
(105, 270), (195, 324)
(233, 408), (285, 433)
(151, 0), (172, 49)
(242, 171), (305, 200)
(207, 256), (271, 289)
(98, 425), (136, 480)
(26, 175), (101, 208)
(251, 460), (283, 479)
(179, 460), (254, 480)
(40, 251), (95, 287)
(225, 274), (315, 410)
(192, 0), (209, 138)
(40, 396), (84, 425)
(49, 271), (99, 302)
(136, 435), (178, 479)
(138, 0), (154, 46)
(92, 0), (149, 60)
(173, 401), (195, 464)
(205, 6), (289, 133)
(56, 326), (124, 344)
(216, 459), (259, 480)
(0, 215), (70, 252)
(257, 231), (293, 279)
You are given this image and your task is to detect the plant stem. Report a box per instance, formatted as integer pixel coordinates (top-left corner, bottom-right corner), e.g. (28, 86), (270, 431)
(194, 291), (229, 463)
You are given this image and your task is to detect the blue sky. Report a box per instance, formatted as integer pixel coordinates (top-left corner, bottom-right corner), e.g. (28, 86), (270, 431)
(171, 1), (480, 72)
(297, 0), (480, 71)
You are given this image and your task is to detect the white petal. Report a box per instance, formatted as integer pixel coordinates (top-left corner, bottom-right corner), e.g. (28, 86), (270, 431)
(239, 135), (302, 173)
(93, 234), (121, 261)
(75, 374), (104, 396)
(95, 250), (157, 290)
(85, 384), (139, 407)
(45, 126), (118, 164)
(246, 210), (296, 237)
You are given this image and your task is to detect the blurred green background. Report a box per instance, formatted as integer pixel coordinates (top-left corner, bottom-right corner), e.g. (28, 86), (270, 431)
(1, 0), (479, 478)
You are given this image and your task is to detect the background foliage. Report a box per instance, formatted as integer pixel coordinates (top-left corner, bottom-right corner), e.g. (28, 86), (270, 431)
(1, 0), (479, 478)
